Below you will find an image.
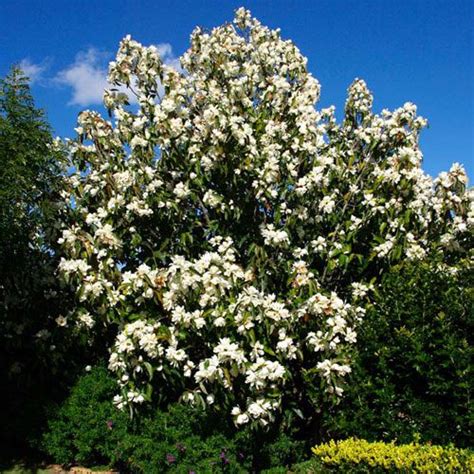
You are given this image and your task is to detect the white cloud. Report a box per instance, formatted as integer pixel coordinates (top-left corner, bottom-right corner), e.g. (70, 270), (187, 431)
(155, 43), (182, 72)
(56, 43), (179, 107)
(156, 43), (173, 58)
(19, 58), (48, 84)
(55, 48), (109, 106)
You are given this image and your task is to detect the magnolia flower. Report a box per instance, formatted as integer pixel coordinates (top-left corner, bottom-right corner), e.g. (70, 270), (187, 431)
(55, 315), (68, 327)
(77, 311), (94, 328)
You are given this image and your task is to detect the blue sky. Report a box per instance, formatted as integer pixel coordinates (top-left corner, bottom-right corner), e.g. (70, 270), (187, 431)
(1, 0), (472, 178)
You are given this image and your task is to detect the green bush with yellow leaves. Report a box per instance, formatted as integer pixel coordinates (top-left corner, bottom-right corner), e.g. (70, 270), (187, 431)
(307, 438), (473, 473)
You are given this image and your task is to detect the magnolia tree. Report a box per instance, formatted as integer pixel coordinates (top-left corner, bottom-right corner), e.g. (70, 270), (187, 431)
(57, 8), (472, 428)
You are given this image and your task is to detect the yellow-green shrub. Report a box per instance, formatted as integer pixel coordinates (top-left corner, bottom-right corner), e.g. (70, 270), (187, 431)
(310, 438), (474, 473)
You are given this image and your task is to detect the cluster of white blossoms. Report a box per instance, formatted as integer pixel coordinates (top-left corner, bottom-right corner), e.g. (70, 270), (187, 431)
(261, 224), (291, 247)
(57, 8), (472, 427)
(106, 236), (362, 426)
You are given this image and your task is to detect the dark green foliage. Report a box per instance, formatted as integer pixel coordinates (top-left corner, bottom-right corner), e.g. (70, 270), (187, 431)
(120, 404), (248, 473)
(323, 263), (473, 447)
(0, 65), (59, 358)
(0, 66), (63, 263)
(124, 411), (307, 472)
(0, 66), (73, 460)
(42, 366), (309, 472)
(42, 366), (129, 466)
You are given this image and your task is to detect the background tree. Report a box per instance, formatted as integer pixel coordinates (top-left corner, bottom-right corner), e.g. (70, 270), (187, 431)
(0, 66), (71, 457)
(322, 261), (473, 448)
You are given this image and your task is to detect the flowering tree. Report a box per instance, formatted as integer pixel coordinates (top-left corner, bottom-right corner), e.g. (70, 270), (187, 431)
(57, 8), (472, 429)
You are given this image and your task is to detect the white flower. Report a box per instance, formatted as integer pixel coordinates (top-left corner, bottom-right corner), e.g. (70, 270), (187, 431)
(206, 394), (215, 405)
(351, 282), (369, 299)
(130, 135), (148, 149)
(261, 224), (290, 247)
(174, 182), (190, 199)
(374, 235), (395, 258)
(236, 413), (249, 425)
(55, 315), (68, 327)
(319, 195), (336, 214)
(78, 311), (95, 328)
